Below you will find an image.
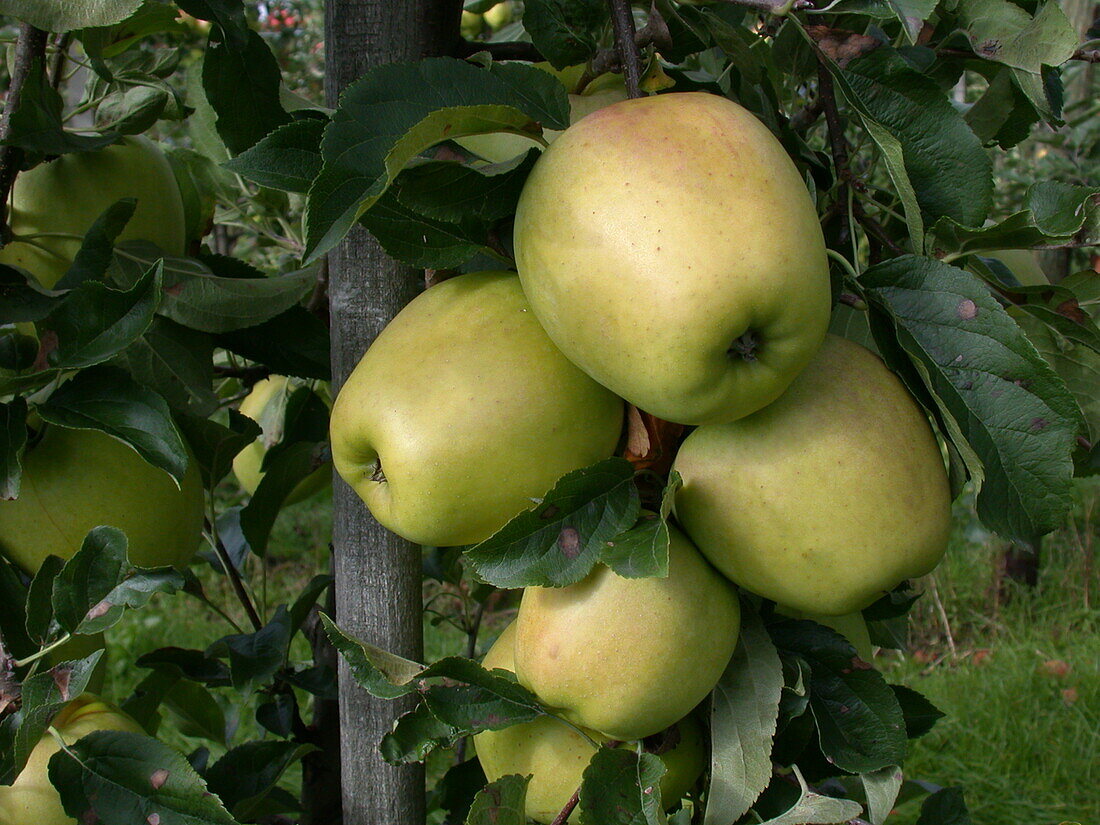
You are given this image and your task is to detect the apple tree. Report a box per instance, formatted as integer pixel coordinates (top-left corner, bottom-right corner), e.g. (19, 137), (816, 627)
(0, 0), (1097, 824)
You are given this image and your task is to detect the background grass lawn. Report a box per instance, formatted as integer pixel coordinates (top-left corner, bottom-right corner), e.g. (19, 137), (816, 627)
(103, 480), (1098, 824)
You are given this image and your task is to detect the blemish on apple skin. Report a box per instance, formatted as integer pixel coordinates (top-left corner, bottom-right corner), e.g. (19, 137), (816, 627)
(150, 769), (169, 790)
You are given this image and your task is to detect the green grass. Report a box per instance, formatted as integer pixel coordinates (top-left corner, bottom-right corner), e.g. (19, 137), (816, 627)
(98, 480), (1099, 822)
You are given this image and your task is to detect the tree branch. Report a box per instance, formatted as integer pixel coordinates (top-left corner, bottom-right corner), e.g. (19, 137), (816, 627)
(550, 790), (580, 825)
(607, 0), (643, 98)
(204, 518), (264, 632)
(0, 24), (49, 244)
(816, 61), (852, 247)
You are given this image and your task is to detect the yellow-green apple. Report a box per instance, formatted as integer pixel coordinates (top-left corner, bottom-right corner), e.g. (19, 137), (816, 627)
(0, 426), (204, 573)
(474, 623), (706, 823)
(512, 526), (739, 740)
(513, 92), (832, 426)
(0, 136), (186, 289)
(483, 0), (512, 29)
(329, 272), (623, 547)
(0, 694), (143, 825)
(232, 375), (332, 505)
(456, 68), (628, 164)
(979, 248), (1048, 286)
(673, 335), (952, 616)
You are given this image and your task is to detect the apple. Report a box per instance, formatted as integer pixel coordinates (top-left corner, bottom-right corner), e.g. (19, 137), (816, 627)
(0, 425), (205, 574)
(0, 694), (143, 825)
(456, 68), (628, 164)
(232, 375), (332, 505)
(482, 1), (512, 29)
(512, 92), (832, 426)
(673, 335), (952, 616)
(474, 623), (706, 824)
(0, 135), (186, 289)
(979, 248), (1048, 286)
(512, 525), (740, 740)
(329, 271), (623, 547)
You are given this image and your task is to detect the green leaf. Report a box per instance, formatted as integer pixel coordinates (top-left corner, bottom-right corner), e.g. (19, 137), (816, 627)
(206, 740), (317, 820)
(928, 182), (1100, 256)
(163, 679), (227, 744)
(215, 306), (331, 381)
(381, 704), (459, 764)
(288, 573), (333, 636)
(579, 748), (667, 825)
(705, 604), (783, 825)
(915, 787), (971, 825)
(862, 765), (903, 825)
(1, 60), (119, 155)
(0, 265), (63, 323)
(49, 730), (238, 825)
(0, 0), (142, 34)
(466, 774), (530, 825)
(78, 1), (187, 68)
(240, 441), (328, 555)
(0, 396), (27, 500)
(174, 409), (261, 488)
(840, 46), (993, 227)
(889, 684), (944, 739)
(393, 152), (537, 224)
(224, 118), (325, 192)
(45, 260), (162, 369)
(964, 68), (1040, 149)
(465, 458), (640, 589)
(956, 0), (1077, 121)
(522, 0), (607, 70)
(54, 198), (139, 289)
(432, 758), (487, 824)
(304, 58), (569, 262)
(109, 242), (318, 332)
(0, 556), (34, 661)
(25, 554), (64, 643)
(52, 526), (185, 635)
(770, 620), (906, 773)
(756, 766), (864, 824)
(601, 472), (679, 580)
(10, 651), (105, 778)
(120, 317), (218, 416)
(423, 675), (543, 735)
(861, 256), (1081, 539)
(202, 27), (290, 155)
(136, 646), (232, 687)
(36, 365), (189, 485)
(319, 613), (426, 698)
(206, 605), (293, 693)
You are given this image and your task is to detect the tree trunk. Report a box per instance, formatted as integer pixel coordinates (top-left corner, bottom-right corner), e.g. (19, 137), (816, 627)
(324, 1), (462, 824)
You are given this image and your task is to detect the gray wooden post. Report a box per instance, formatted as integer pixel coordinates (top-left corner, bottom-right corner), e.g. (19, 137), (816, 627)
(325, 1), (461, 823)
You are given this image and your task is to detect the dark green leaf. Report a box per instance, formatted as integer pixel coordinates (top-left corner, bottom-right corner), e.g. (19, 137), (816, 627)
(305, 58), (569, 262)
(431, 758), (487, 824)
(466, 774), (529, 825)
(54, 198), (138, 289)
(256, 693), (297, 738)
(206, 740), (316, 819)
(45, 260), (161, 369)
(1, 60), (119, 155)
(0, 556), (33, 659)
(381, 704), (459, 764)
(9, 651), (105, 778)
(862, 256), (1081, 539)
(36, 365), (188, 485)
(578, 748), (666, 825)
(121, 317), (218, 416)
(522, 0), (607, 70)
(3, 0), (142, 31)
(769, 620), (907, 773)
(24, 554), (64, 643)
(206, 605), (292, 692)
(163, 679), (227, 743)
(890, 684), (944, 739)
(174, 409), (261, 488)
(319, 613), (426, 699)
(215, 305), (331, 380)
(203, 27), (290, 155)
(288, 574), (333, 637)
(840, 46), (993, 227)
(52, 526), (184, 634)
(175, 0), (248, 42)
(240, 441), (328, 555)
(224, 118), (326, 192)
(754, 766), (864, 825)
(394, 152), (537, 223)
(136, 646), (232, 686)
(915, 787), (971, 825)
(466, 458), (640, 588)
(601, 472), (679, 580)
(78, 1), (187, 71)
(0, 265), (63, 322)
(0, 396), (27, 499)
(49, 730), (238, 824)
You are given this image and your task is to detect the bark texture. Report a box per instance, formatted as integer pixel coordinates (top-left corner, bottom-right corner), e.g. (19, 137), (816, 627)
(325, 0), (461, 822)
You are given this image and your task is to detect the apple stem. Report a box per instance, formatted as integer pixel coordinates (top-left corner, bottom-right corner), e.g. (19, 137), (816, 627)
(11, 633), (72, 669)
(551, 789), (580, 825)
(0, 24), (48, 245)
(728, 330), (760, 362)
(606, 0), (643, 99)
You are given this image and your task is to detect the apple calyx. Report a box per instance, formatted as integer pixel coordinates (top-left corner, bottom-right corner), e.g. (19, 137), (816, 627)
(369, 460), (387, 484)
(728, 330), (760, 362)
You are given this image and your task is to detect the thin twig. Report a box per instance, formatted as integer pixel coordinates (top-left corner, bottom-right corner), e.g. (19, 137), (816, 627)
(607, 0), (643, 98)
(550, 790), (580, 825)
(927, 575), (956, 660)
(852, 200), (906, 255)
(816, 60), (851, 247)
(205, 519), (264, 632)
(50, 33), (72, 90)
(0, 24), (49, 243)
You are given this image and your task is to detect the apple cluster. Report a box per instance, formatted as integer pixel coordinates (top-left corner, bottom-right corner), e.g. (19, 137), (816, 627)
(331, 91), (953, 821)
